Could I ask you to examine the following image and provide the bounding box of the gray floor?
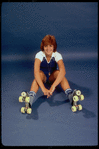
[1,59,98,146]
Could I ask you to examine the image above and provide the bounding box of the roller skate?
[69,90,84,112]
[19,91,32,114]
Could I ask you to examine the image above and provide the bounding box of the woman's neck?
[45,52,52,58]
[44,53,53,63]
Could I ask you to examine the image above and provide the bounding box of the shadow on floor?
[26,94,69,120]
[82,108,96,118]
[68,80,92,98]
[26,81,95,120]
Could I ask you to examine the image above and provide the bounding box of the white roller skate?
[69,90,84,112]
[19,91,32,114]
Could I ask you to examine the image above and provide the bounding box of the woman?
[19,35,84,114]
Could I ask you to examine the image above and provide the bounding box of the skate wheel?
[73,95,79,102]
[19,96,23,102]
[21,107,26,113]
[76,90,81,96]
[78,104,82,111]
[27,108,32,114]
[21,92,27,97]
[80,95,84,101]
[71,106,77,112]
[25,97,30,103]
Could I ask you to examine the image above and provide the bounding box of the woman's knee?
[49,70,60,82]
[53,70,60,78]
[39,71,47,83]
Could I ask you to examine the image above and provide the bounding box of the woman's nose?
[47,45,50,49]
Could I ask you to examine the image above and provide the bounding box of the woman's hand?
[42,86,55,98]
[49,85,56,96]
[42,87,51,98]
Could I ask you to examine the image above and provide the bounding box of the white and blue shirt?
[35,51,63,77]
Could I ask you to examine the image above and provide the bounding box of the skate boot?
[68,89,84,112]
[19,91,32,114]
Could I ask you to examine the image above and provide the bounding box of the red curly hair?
[40,35,57,52]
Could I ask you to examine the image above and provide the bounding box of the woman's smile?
[44,44,54,56]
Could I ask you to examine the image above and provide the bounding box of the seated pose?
[19,35,84,114]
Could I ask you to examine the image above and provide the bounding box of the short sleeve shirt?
[35,51,63,76]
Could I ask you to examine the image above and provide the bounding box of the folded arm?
[49,59,66,96]
[34,58,50,97]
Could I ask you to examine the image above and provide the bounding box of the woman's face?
[43,44,54,56]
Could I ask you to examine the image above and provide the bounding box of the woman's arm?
[34,58,45,90]
[49,60,66,95]
[34,58,50,97]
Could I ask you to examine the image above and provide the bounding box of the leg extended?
[29,71,47,106]
[30,70,47,93]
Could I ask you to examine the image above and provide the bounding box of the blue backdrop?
[1,2,98,60]
[1,2,98,146]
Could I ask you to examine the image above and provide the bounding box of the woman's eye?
[44,45,53,48]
